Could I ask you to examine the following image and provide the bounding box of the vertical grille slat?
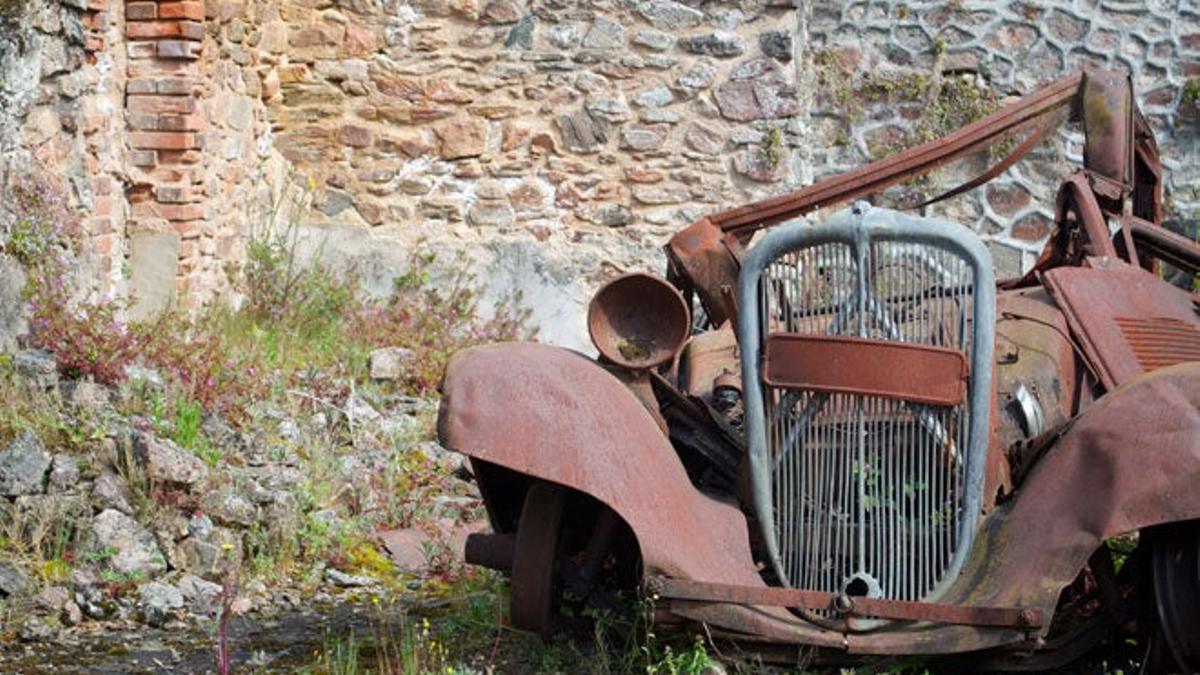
[739,206,995,610]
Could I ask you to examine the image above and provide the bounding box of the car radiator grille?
[738,206,995,609]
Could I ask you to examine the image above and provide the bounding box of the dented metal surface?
[438,67,1200,668]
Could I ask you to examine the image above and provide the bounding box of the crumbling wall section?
[0,0,128,289]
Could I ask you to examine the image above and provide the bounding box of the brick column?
[124,0,206,296]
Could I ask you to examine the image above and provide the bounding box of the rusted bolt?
[1018,608,1040,628]
[833,593,854,613]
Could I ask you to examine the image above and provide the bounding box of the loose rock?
[135,431,209,487]
[0,561,32,597]
[87,509,167,576]
[139,581,185,627]
[0,430,51,496]
[369,347,415,380]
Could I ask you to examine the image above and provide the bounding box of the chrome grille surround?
[737,204,995,613]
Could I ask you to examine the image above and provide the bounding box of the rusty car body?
[438,69,1200,671]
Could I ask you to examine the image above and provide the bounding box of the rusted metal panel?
[762,334,968,406]
[1080,70,1134,200]
[438,342,765,587]
[656,578,1042,629]
[1044,260,1200,389]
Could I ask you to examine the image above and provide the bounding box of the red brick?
[81,10,108,29]
[128,59,197,78]
[157,40,202,59]
[87,0,108,10]
[130,131,198,150]
[130,149,158,166]
[92,176,114,195]
[157,149,203,164]
[158,113,204,131]
[127,41,157,59]
[128,113,160,130]
[127,20,203,40]
[174,220,205,239]
[158,1,205,20]
[155,185,205,203]
[128,76,195,94]
[128,94,196,114]
[125,2,156,20]
[158,204,204,221]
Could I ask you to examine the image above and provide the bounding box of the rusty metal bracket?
[653,577,1044,630]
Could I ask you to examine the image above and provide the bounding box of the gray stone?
[545,23,580,49]
[678,32,746,58]
[176,573,222,615]
[319,190,354,217]
[18,615,55,642]
[13,350,57,389]
[582,16,624,50]
[685,122,725,155]
[0,561,32,597]
[579,204,633,227]
[325,568,377,587]
[556,109,608,153]
[467,199,516,228]
[91,472,134,515]
[0,430,51,496]
[87,509,167,576]
[139,581,184,627]
[47,454,80,493]
[369,347,415,380]
[632,85,673,108]
[637,0,704,30]
[640,108,680,123]
[202,489,258,528]
[632,29,672,51]
[33,586,70,612]
[135,431,208,487]
[734,149,789,183]
[675,59,716,95]
[187,512,214,539]
[128,232,181,321]
[759,30,791,61]
[619,124,670,151]
[62,380,112,414]
[585,94,631,123]
[714,65,800,121]
[505,14,535,50]
[0,254,26,353]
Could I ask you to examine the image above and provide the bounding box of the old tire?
[1143,520,1200,674]
[510,481,566,639]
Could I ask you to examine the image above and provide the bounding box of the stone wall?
[1,0,1197,348]
[804,0,1200,278]
[0,0,127,290]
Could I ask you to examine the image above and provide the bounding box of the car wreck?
[437,68,1200,672]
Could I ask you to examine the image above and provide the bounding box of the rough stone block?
[128,232,181,320]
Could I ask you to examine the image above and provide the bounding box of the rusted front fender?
[944,360,1200,614]
[437,342,764,587]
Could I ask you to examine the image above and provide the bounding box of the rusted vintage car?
[438,69,1200,672]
